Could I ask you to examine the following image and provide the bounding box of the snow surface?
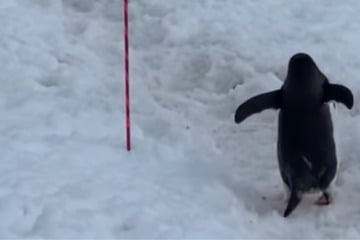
[1,0,360,238]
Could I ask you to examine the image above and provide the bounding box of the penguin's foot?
[315,192,332,205]
[274,191,289,203]
[277,184,291,202]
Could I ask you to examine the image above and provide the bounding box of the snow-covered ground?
[1,0,360,238]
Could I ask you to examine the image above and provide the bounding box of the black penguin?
[234,53,354,217]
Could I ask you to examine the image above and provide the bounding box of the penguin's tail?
[283,190,302,218]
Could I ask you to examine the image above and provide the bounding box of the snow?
[1,0,360,238]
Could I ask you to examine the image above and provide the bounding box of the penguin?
[234,52,354,217]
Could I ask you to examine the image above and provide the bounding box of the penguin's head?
[283,52,325,103]
[286,52,320,81]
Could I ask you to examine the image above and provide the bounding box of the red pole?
[124,0,131,151]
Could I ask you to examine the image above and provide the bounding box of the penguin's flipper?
[234,89,282,124]
[283,190,302,218]
[323,83,354,109]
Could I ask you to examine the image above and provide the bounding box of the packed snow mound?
[1,0,360,238]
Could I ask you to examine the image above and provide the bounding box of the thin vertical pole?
[123,0,131,151]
